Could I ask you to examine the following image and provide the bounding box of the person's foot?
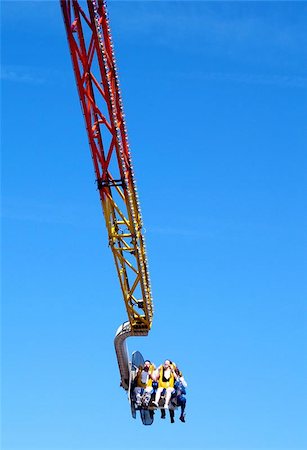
[171,417,175,423]
[179,414,185,423]
[161,410,166,419]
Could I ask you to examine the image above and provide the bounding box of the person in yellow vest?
[133,360,156,407]
[152,359,177,409]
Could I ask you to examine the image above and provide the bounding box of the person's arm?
[180,376,187,388]
[172,368,179,381]
[152,365,161,381]
[149,364,156,380]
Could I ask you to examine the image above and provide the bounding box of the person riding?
[152,359,176,409]
[171,367,187,422]
[133,360,156,407]
[160,366,187,423]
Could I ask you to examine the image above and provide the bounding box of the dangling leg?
[153,387,163,407]
[164,387,174,408]
[134,387,143,407]
[143,386,153,406]
[178,395,186,422]
[169,408,175,423]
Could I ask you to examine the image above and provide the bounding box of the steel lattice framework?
[61,0,153,333]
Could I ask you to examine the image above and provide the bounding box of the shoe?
[136,394,142,407]
[144,396,150,406]
[179,414,185,423]
[161,411,166,419]
[171,417,175,423]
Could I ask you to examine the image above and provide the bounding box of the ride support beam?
[60,0,153,332]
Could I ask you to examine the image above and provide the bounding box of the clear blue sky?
[2,1,306,449]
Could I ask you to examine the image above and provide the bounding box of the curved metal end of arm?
[114,322,148,391]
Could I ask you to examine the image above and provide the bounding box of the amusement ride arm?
[60,0,153,390]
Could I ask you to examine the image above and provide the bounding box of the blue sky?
[2,1,307,449]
